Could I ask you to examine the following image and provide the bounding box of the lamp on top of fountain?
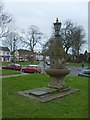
[53,18,61,36]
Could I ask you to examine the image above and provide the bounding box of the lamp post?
[13,38,16,64]
[42,46,46,74]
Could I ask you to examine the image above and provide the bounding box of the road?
[39,61,83,76]
[67,66,82,76]
[0,62,84,78]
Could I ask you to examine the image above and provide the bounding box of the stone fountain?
[46,18,70,90]
[18,18,79,102]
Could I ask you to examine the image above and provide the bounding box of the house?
[0,47,49,62]
[0,47,12,62]
[15,49,36,61]
[15,49,45,62]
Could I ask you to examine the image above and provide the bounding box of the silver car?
[78,69,90,77]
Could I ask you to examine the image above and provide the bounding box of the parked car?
[2,64,21,71]
[78,69,90,77]
[22,65,42,73]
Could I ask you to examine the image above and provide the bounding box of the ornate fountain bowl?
[46,68,70,89]
[46,68,70,77]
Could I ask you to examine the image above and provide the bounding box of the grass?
[1,61,39,66]
[2,74,88,118]
[1,69,21,76]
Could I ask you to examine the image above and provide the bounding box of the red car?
[22,65,42,73]
[2,64,21,71]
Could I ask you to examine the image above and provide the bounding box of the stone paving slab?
[17,87,79,103]
[28,87,57,96]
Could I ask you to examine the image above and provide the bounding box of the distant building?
[0,47,47,62]
[15,49,36,61]
[0,47,12,62]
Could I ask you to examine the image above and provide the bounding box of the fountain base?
[48,76,69,89]
[17,87,79,103]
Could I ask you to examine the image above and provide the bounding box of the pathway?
[0,73,29,79]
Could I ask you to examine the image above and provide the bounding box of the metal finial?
[56,18,59,23]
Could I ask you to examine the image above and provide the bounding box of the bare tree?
[0,2,13,39]
[61,20,86,54]
[20,25,44,52]
[71,25,86,55]
[2,31,21,52]
[60,20,74,54]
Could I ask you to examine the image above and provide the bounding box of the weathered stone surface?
[46,68,70,89]
[28,87,57,96]
[46,68,70,77]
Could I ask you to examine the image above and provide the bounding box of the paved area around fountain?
[17,87,79,103]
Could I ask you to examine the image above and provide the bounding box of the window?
[7,52,10,55]
[83,70,90,75]
[3,51,5,55]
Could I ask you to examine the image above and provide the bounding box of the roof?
[17,49,35,54]
[0,47,10,51]
[28,65,38,66]
[28,65,38,68]
[18,49,30,52]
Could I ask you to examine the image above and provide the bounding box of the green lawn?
[1,69,21,76]
[1,61,39,66]
[2,74,88,118]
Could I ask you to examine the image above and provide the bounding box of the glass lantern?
[53,18,61,36]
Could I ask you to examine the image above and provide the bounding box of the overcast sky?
[3,0,89,52]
